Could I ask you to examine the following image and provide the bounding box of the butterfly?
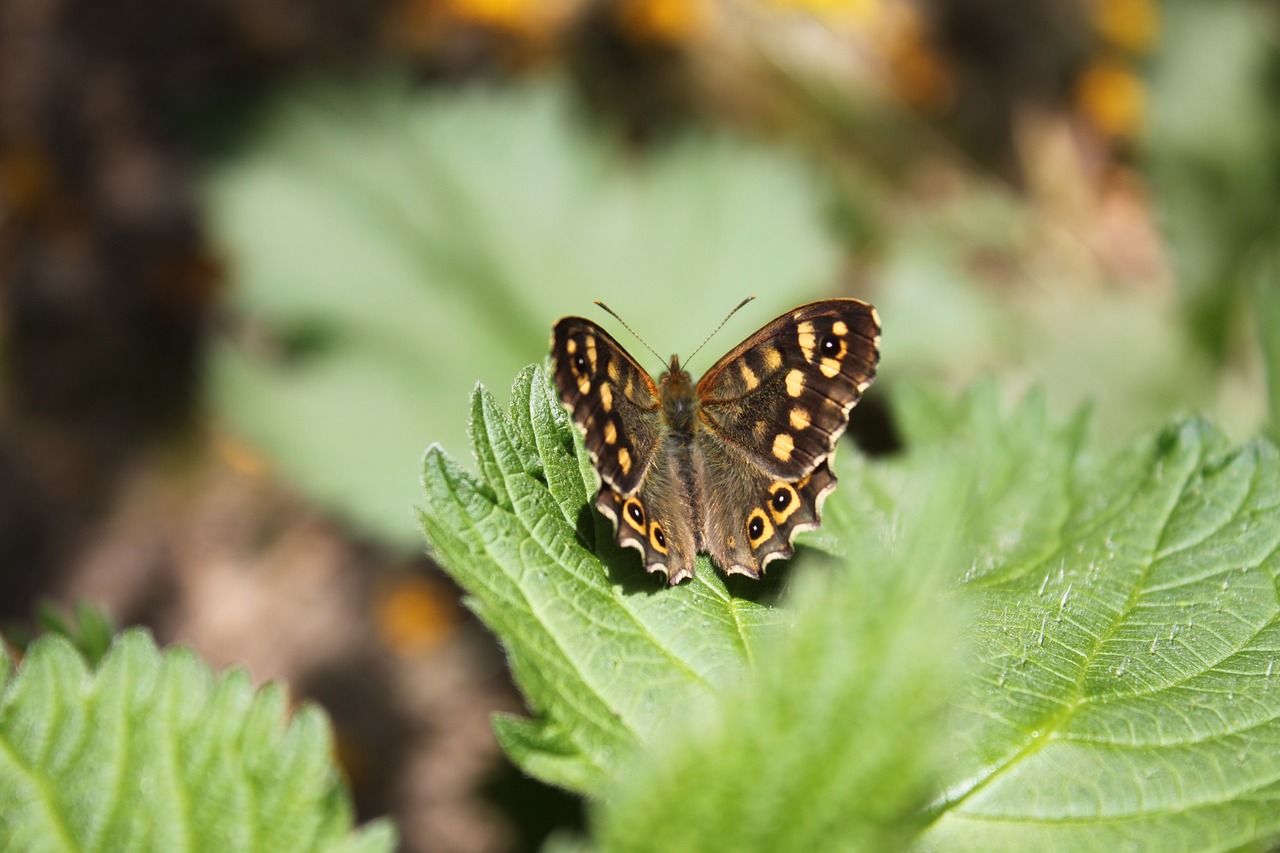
[550,298,880,585]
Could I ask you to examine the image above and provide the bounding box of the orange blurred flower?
[617,0,709,44]
[1076,58,1145,138]
[374,573,457,657]
[882,3,953,112]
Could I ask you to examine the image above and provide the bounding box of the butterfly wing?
[552,317,664,495]
[698,450,837,578]
[551,317,698,583]
[694,298,879,577]
[695,298,880,480]
[594,448,700,584]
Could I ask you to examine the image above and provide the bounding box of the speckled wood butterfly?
[551,298,880,585]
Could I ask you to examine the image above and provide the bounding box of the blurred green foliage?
[1145,0,1280,362]
[205,79,839,548]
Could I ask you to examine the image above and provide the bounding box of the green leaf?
[912,414,1280,850]
[0,629,394,852]
[1144,0,1280,359]
[206,77,839,549]
[30,601,115,667]
[1253,259,1280,447]
[419,365,787,792]
[424,363,1280,850]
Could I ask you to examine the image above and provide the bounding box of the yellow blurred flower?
[442,0,554,32]
[1076,58,1145,138]
[767,0,878,23]
[1089,0,1159,54]
[617,0,708,44]
[213,429,269,478]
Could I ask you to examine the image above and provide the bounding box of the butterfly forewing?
[696,299,880,481]
[551,317,663,495]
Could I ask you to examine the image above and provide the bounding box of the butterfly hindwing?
[702,458,837,578]
[696,299,879,480]
[551,317,663,495]
[595,445,700,584]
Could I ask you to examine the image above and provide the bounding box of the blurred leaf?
[205,78,840,548]
[1144,0,1280,358]
[872,207,1249,444]
[1257,265,1280,446]
[31,600,115,667]
[0,629,394,852]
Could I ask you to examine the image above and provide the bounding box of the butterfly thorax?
[659,356,698,433]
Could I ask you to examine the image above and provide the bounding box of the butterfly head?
[659,355,697,430]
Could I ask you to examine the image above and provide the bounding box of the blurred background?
[1,0,1277,849]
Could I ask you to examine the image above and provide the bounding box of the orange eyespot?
[747,508,773,548]
[623,497,646,532]
[768,482,800,524]
[650,522,668,554]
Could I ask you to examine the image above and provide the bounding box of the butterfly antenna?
[594,301,666,364]
[685,296,756,368]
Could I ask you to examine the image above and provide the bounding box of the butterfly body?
[552,299,879,585]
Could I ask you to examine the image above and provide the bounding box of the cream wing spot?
[608,360,620,381]
[761,346,782,371]
[576,375,591,395]
[618,447,632,476]
[820,357,842,378]
[739,361,760,390]
[785,369,805,397]
[772,433,794,461]
[600,382,613,412]
[604,421,618,444]
[566,338,577,354]
[797,321,816,360]
[585,335,598,371]
[831,320,848,336]
[789,407,811,430]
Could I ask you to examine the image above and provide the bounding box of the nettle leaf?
[0,629,393,853]
[422,367,1280,850]
[419,365,789,792]
[902,395,1280,851]
[594,468,972,853]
